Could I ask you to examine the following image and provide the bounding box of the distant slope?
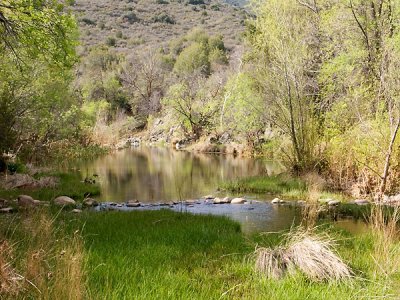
[71,0,247,53]
[223,0,247,7]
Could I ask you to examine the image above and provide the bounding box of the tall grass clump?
[301,173,326,228]
[370,205,400,278]
[0,209,86,299]
[255,229,352,282]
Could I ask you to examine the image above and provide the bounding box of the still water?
[82,147,367,234]
[81,146,284,202]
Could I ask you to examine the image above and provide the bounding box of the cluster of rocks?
[0,195,99,214]
[270,197,371,207]
[101,195,250,211]
[212,197,246,204]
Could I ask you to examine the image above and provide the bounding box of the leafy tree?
[0,0,79,162]
[0,0,77,66]
[247,0,321,171]
[222,73,265,143]
[162,73,221,138]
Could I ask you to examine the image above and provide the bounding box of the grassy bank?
[0,172,100,202]
[1,209,399,299]
[221,175,349,201]
[73,211,398,299]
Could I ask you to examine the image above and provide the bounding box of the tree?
[0,0,80,162]
[162,72,221,138]
[247,0,322,171]
[122,50,165,120]
[0,0,77,66]
[222,73,266,146]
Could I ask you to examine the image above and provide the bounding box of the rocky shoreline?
[1,193,393,216]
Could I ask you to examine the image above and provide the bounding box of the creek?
[80,146,368,234]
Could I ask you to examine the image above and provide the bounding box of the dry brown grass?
[0,210,86,299]
[255,229,352,282]
[301,173,326,228]
[370,205,400,278]
[0,241,23,296]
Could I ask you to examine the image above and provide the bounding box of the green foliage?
[162,77,220,137]
[106,36,116,47]
[152,13,175,24]
[174,42,210,75]
[222,73,265,134]
[0,0,78,67]
[222,175,307,196]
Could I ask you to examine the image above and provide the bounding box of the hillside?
[71,0,247,54]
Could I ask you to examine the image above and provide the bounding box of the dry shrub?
[301,173,326,228]
[370,205,400,277]
[0,210,86,299]
[286,231,352,281]
[0,241,23,296]
[255,229,352,281]
[254,247,290,279]
[52,232,86,300]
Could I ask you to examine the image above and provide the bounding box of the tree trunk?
[378,117,400,200]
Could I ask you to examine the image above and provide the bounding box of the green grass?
[0,172,100,202]
[221,175,351,202]
[1,209,399,299]
[58,210,398,299]
[221,175,307,197]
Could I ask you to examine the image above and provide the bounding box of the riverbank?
[1,209,399,299]
[221,175,353,202]
[0,172,100,203]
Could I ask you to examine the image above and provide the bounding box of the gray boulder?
[54,196,76,207]
[0,207,13,213]
[17,195,35,207]
[83,198,99,207]
[231,198,246,204]
[126,200,140,207]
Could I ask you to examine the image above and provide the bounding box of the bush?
[152,13,175,24]
[174,42,210,75]
[187,0,204,4]
[80,18,96,25]
[106,37,116,47]
[123,12,139,24]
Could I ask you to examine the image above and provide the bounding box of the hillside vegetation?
[71,0,247,53]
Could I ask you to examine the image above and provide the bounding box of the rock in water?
[54,196,76,207]
[222,197,231,203]
[126,200,141,207]
[231,198,245,204]
[83,198,99,207]
[17,195,35,207]
[213,197,222,204]
[271,198,281,204]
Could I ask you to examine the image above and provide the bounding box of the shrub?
[106,37,117,47]
[152,13,175,24]
[123,12,139,24]
[80,18,96,26]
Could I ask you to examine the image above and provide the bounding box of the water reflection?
[81,147,284,202]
